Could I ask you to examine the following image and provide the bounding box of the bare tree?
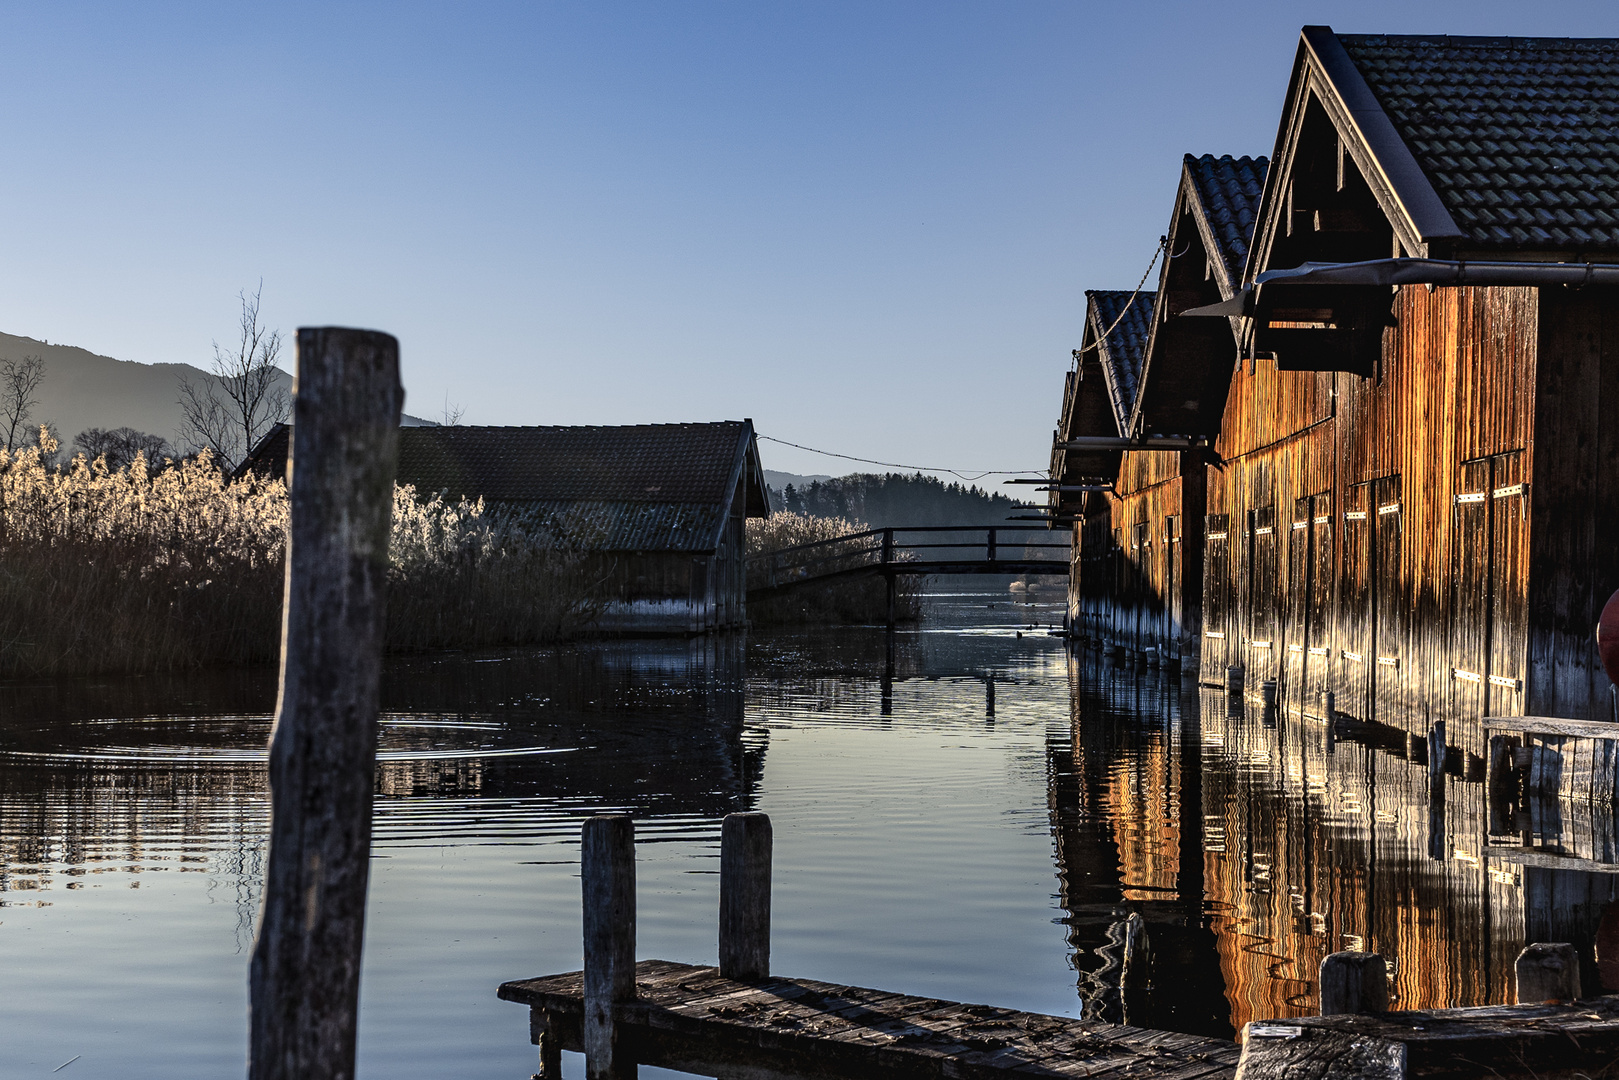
[440,392,466,426]
[178,283,289,470]
[74,427,173,470]
[1,354,46,451]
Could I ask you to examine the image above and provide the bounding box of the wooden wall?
[1069,451,1205,667]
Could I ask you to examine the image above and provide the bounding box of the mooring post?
[583,815,637,1080]
[1225,666,1243,696]
[1516,942,1581,1003]
[1319,951,1388,1015]
[248,328,402,1080]
[719,813,772,981]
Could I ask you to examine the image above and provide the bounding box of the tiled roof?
[1339,34,1619,251]
[1185,154,1268,285]
[1087,289,1156,428]
[239,421,763,553]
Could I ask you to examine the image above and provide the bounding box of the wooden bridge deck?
[499,959,1242,1080]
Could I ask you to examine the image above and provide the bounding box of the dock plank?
[499,960,1241,1079]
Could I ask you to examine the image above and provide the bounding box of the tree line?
[772,472,1029,530]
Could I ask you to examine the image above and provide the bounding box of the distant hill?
[0,331,431,453]
[771,471,1031,528]
[763,469,834,491]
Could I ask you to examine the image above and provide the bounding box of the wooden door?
[1249,505,1279,685]
[1306,494,1334,713]
[1285,496,1312,710]
[1489,452,1527,718]
[1339,482,1373,721]
[1451,459,1492,723]
[1164,515,1180,659]
[1203,514,1231,673]
[1373,476,1403,721]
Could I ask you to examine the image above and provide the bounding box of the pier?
[498,813,1619,1080]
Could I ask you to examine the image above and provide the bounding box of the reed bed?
[0,430,604,678]
[745,511,924,626]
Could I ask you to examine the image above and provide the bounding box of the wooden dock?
[500,814,1619,1080]
[499,959,1241,1080]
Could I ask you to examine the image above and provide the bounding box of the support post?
[719,813,772,981]
[531,1008,562,1080]
[583,815,637,1080]
[248,328,402,1080]
[885,573,896,631]
[1319,951,1388,1015]
[1516,942,1581,1003]
[987,528,996,563]
[1225,666,1243,696]
[1121,913,1151,989]
[985,678,996,718]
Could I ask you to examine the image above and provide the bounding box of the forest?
[771,471,1029,529]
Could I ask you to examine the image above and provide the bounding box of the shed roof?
[240,421,769,554]
[1338,33,1619,252]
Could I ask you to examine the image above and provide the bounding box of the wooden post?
[1319,951,1388,1015]
[1516,942,1581,1003]
[1428,721,1446,780]
[583,815,637,1080]
[987,528,997,563]
[1225,666,1243,696]
[986,678,996,717]
[531,1008,562,1080]
[719,813,772,981]
[248,328,402,1080]
[1261,679,1278,707]
[885,573,896,631]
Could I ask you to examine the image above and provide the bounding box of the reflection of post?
[249,328,402,1080]
[1318,951,1388,1015]
[986,677,996,718]
[881,636,894,717]
[1516,942,1580,1003]
[583,815,637,1080]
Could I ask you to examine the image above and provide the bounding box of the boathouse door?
[1203,514,1231,674]
[1339,482,1374,721]
[1248,505,1279,687]
[1286,493,1334,715]
[1451,451,1527,738]
[1373,477,1403,721]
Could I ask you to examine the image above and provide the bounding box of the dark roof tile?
[1184,154,1269,283]
[1339,34,1619,251]
[1087,289,1156,428]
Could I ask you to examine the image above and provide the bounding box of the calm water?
[2,586,1614,1078]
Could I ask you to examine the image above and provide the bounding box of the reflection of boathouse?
[243,421,770,634]
[1057,28,1619,751]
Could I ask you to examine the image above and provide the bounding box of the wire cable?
[756,434,1043,483]
[1071,235,1169,369]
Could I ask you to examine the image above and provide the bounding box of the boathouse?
[1058,28,1619,758]
[241,420,770,634]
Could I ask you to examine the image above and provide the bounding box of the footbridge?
[746,525,1071,606]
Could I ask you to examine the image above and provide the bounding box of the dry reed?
[745,511,924,625]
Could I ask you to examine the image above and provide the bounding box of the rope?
[756,434,1043,483]
[1071,236,1169,370]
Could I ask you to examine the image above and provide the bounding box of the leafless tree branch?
[1,354,47,452]
[177,282,290,471]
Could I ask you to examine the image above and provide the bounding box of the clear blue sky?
[1,1,1615,481]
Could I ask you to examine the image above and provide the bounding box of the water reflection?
[4,587,1614,1079]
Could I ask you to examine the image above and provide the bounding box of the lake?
[1,584,1613,1077]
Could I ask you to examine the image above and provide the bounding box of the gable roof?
[1088,289,1156,434]
[240,421,769,553]
[1250,27,1619,271]
[1127,154,1267,440]
[1186,154,1270,294]
[1340,33,1619,252]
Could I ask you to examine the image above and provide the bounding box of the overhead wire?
[756,434,1043,483]
[1070,235,1171,371]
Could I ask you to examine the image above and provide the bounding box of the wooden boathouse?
[1057,28,1619,759]
[241,420,770,634]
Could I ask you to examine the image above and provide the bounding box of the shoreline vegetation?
[0,429,605,678]
[745,511,924,626]
[0,431,926,678]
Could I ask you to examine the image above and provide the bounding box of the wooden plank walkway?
[498,959,1243,1080]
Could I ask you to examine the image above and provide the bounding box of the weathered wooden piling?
[1516,942,1580,1003]
[1319,951,1388,1015]
[719,813,771,982]
[248,328,402,1080]
[583,815,637,1079]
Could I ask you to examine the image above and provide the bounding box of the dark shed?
[242,421,770,633]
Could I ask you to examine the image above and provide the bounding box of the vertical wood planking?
[583,815,637,1080]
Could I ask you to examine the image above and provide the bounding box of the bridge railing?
[746,525,1071,592]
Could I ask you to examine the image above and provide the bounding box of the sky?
[0,2,1616,484]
